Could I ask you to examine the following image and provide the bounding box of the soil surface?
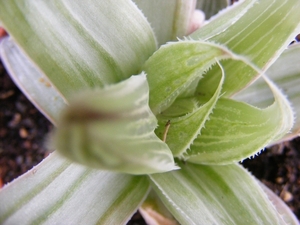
[1,57,300,224]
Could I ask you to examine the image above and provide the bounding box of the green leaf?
[133,0,196,46]
[54,74,178,174]
[0,0,157,98]
[150,162,288,225]
[234,43,300,142]
[0,153,150,225]
[191,0,300,96]
[0,37,66,125]
[185,76,294,164]
[192,0,256,41]
[155,62,224,157]
[196,0,229,19]
[143,40,242,115]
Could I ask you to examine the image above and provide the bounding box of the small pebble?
[0,90,14,99]
[8,113,21,127]
[19,127,29,138]
[282,190,293,202]
[276,177,284,184]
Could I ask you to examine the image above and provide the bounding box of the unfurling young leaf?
[54,74,178,175]
[154,61,225,157]
[234,43,300,143]
[143,40,240,115]
[184,76,294,165]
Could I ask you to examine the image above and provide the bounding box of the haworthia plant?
[0,0,300,224]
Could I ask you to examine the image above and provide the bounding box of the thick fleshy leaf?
[0,153,150,225]
[190,0,300,96]
[192,0,256,41]
[0,37,66,125]
[155,62,224,157]
[142,40,243,115]
[234,43,300,142]
[54,74,178,174]
[150,162,289,225]
[185,76,294,164]
[133,0,196,46]
[196,0,229,19]
[0,0,157,98]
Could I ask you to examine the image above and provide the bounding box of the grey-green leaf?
[155,62,224,157]
[133,0,196,46]
[191,0,300,96]
[234,43,300,143]
[185,76,294,164]
[143,40,239,115]
[192,0,256,41]
[150,162,288,225]
[0,37,66,125]
[54,74,178,174]
[0,0,157,98]
[0,153,150,225]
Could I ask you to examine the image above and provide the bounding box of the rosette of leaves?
[0,0,300,224]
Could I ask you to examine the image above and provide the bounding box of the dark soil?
[243,140,300,218]
[1,58,299,223]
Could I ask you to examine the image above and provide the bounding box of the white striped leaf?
[154,62,224,157]
[192,0,256,41]
[0,37,66,125]
[185,76,294,164]
[150,162,290,225]
[132,0,196,46]
[54,74,178,174]
[0,153,150,225]
[0,0,298,224]
[190,0,300,96]
[142,38,293,163]
[0,0,157,99]
[143,40,242,115]
[234,43,300,143]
